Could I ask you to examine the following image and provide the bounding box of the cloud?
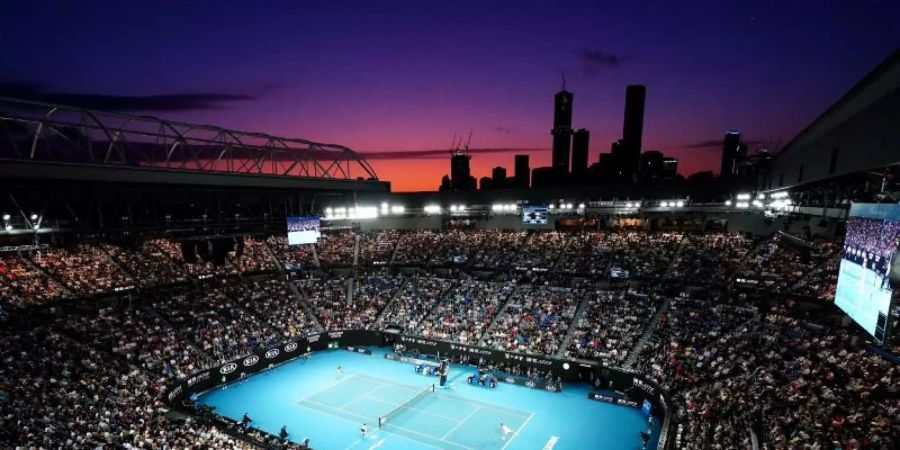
[358,147,549,160]
[494,126,512,134]
[0,80,254,111]
[580,50,633,72]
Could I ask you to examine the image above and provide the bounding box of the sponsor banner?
[284,342,299,353]
[496,372,562,393]
[588,392,639,408]
[219,362,238,375]
[186,371,211,387]
[242,355,260,367]
[167,385,183,401]
[264,348,280,360]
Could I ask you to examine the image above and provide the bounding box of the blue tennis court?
[198,348,659,450]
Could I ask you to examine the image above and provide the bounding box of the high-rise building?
[572,128,590,175]
[621,85,646,181]
[449,151,476,190]
[551,89,574,173]
[640,150,664,181]
[492,166,507,182]
[514,154,530,188]
[610,139,627,179]
[661,156,678,178]
[720,130,742,178]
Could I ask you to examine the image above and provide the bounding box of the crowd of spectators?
[0,318,265,449]
[844,216,900,261]
[151,279,288,363]
[636,299,899,449]
[513,231,569,269]
[316,231,356,266]
[357,230,399,266]
[429,229,484,266]
[232,236,279,273]
[100,242,188,287]
[566,290,662,366]
[482,284,583,356]
[471,230,526,269]
[267,235,317,270]
[151,238,238,278]
[393,230,442,265]
[33,245,135,296]
[2,227,899,449]
[378,276,453,331]
[416,280,514,344]
[0,252,66,307]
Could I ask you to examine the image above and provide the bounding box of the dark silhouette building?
[609,139,627,180]
[662,156,678,179]
[551,89,574,174]
[514,154,530,188]
[531,166,558,188]
[446,151,476,191]
[492,166,507,183]
[621,85,646,182]
[720,130,742,178]
[640,150,679,183]
[572,128,590,176]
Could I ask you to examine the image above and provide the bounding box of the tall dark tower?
[572,128,590,175]
[450,151,475,190]
[622,85,646,181]
[514,154,530,188]
[720,130,742,178]
[551,89,574,173]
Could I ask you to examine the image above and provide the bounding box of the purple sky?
[2,0,898,191]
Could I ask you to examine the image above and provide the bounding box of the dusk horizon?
[2,0,898,191]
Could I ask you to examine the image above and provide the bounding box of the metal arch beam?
[0,96,380,181]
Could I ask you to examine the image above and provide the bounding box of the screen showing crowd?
[834,203,900,343]
[522,205,548,225]
[286,216,321,245]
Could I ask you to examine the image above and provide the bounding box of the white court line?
[433,391,533,419]
[295,400,445,450]
[500,412,534,450]
[361,395,462,423]
[296,372,360,404]
[441,405,481,439]
[338,383,387,410]
[381,422,476,450]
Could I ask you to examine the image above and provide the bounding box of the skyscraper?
[720,130,742,178]
[492,166,507,185]
[449,151,476,190]
[572,128,590,175]
[551,89,574,173]
[622,85,646,181]
[514,154,530,188]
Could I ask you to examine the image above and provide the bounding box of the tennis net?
[378,383,435,428]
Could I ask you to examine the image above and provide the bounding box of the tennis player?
[360,422,368,437]
[336,364,343,379]
[500,422,512,440]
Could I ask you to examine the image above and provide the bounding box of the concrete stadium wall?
[767,53,900,189]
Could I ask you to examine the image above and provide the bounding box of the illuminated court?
[198,348,660,450]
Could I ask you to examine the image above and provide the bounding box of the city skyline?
[2,1,899,191]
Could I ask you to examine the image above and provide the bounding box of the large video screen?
[523,205,548,225]
[286,216,321,245]
[834,203,900,343]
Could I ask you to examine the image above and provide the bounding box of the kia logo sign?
[243,355,259,367]
[525,380,536,388]
[219,363,238,375]
[265,349,280,359]
[284,342,298,352]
